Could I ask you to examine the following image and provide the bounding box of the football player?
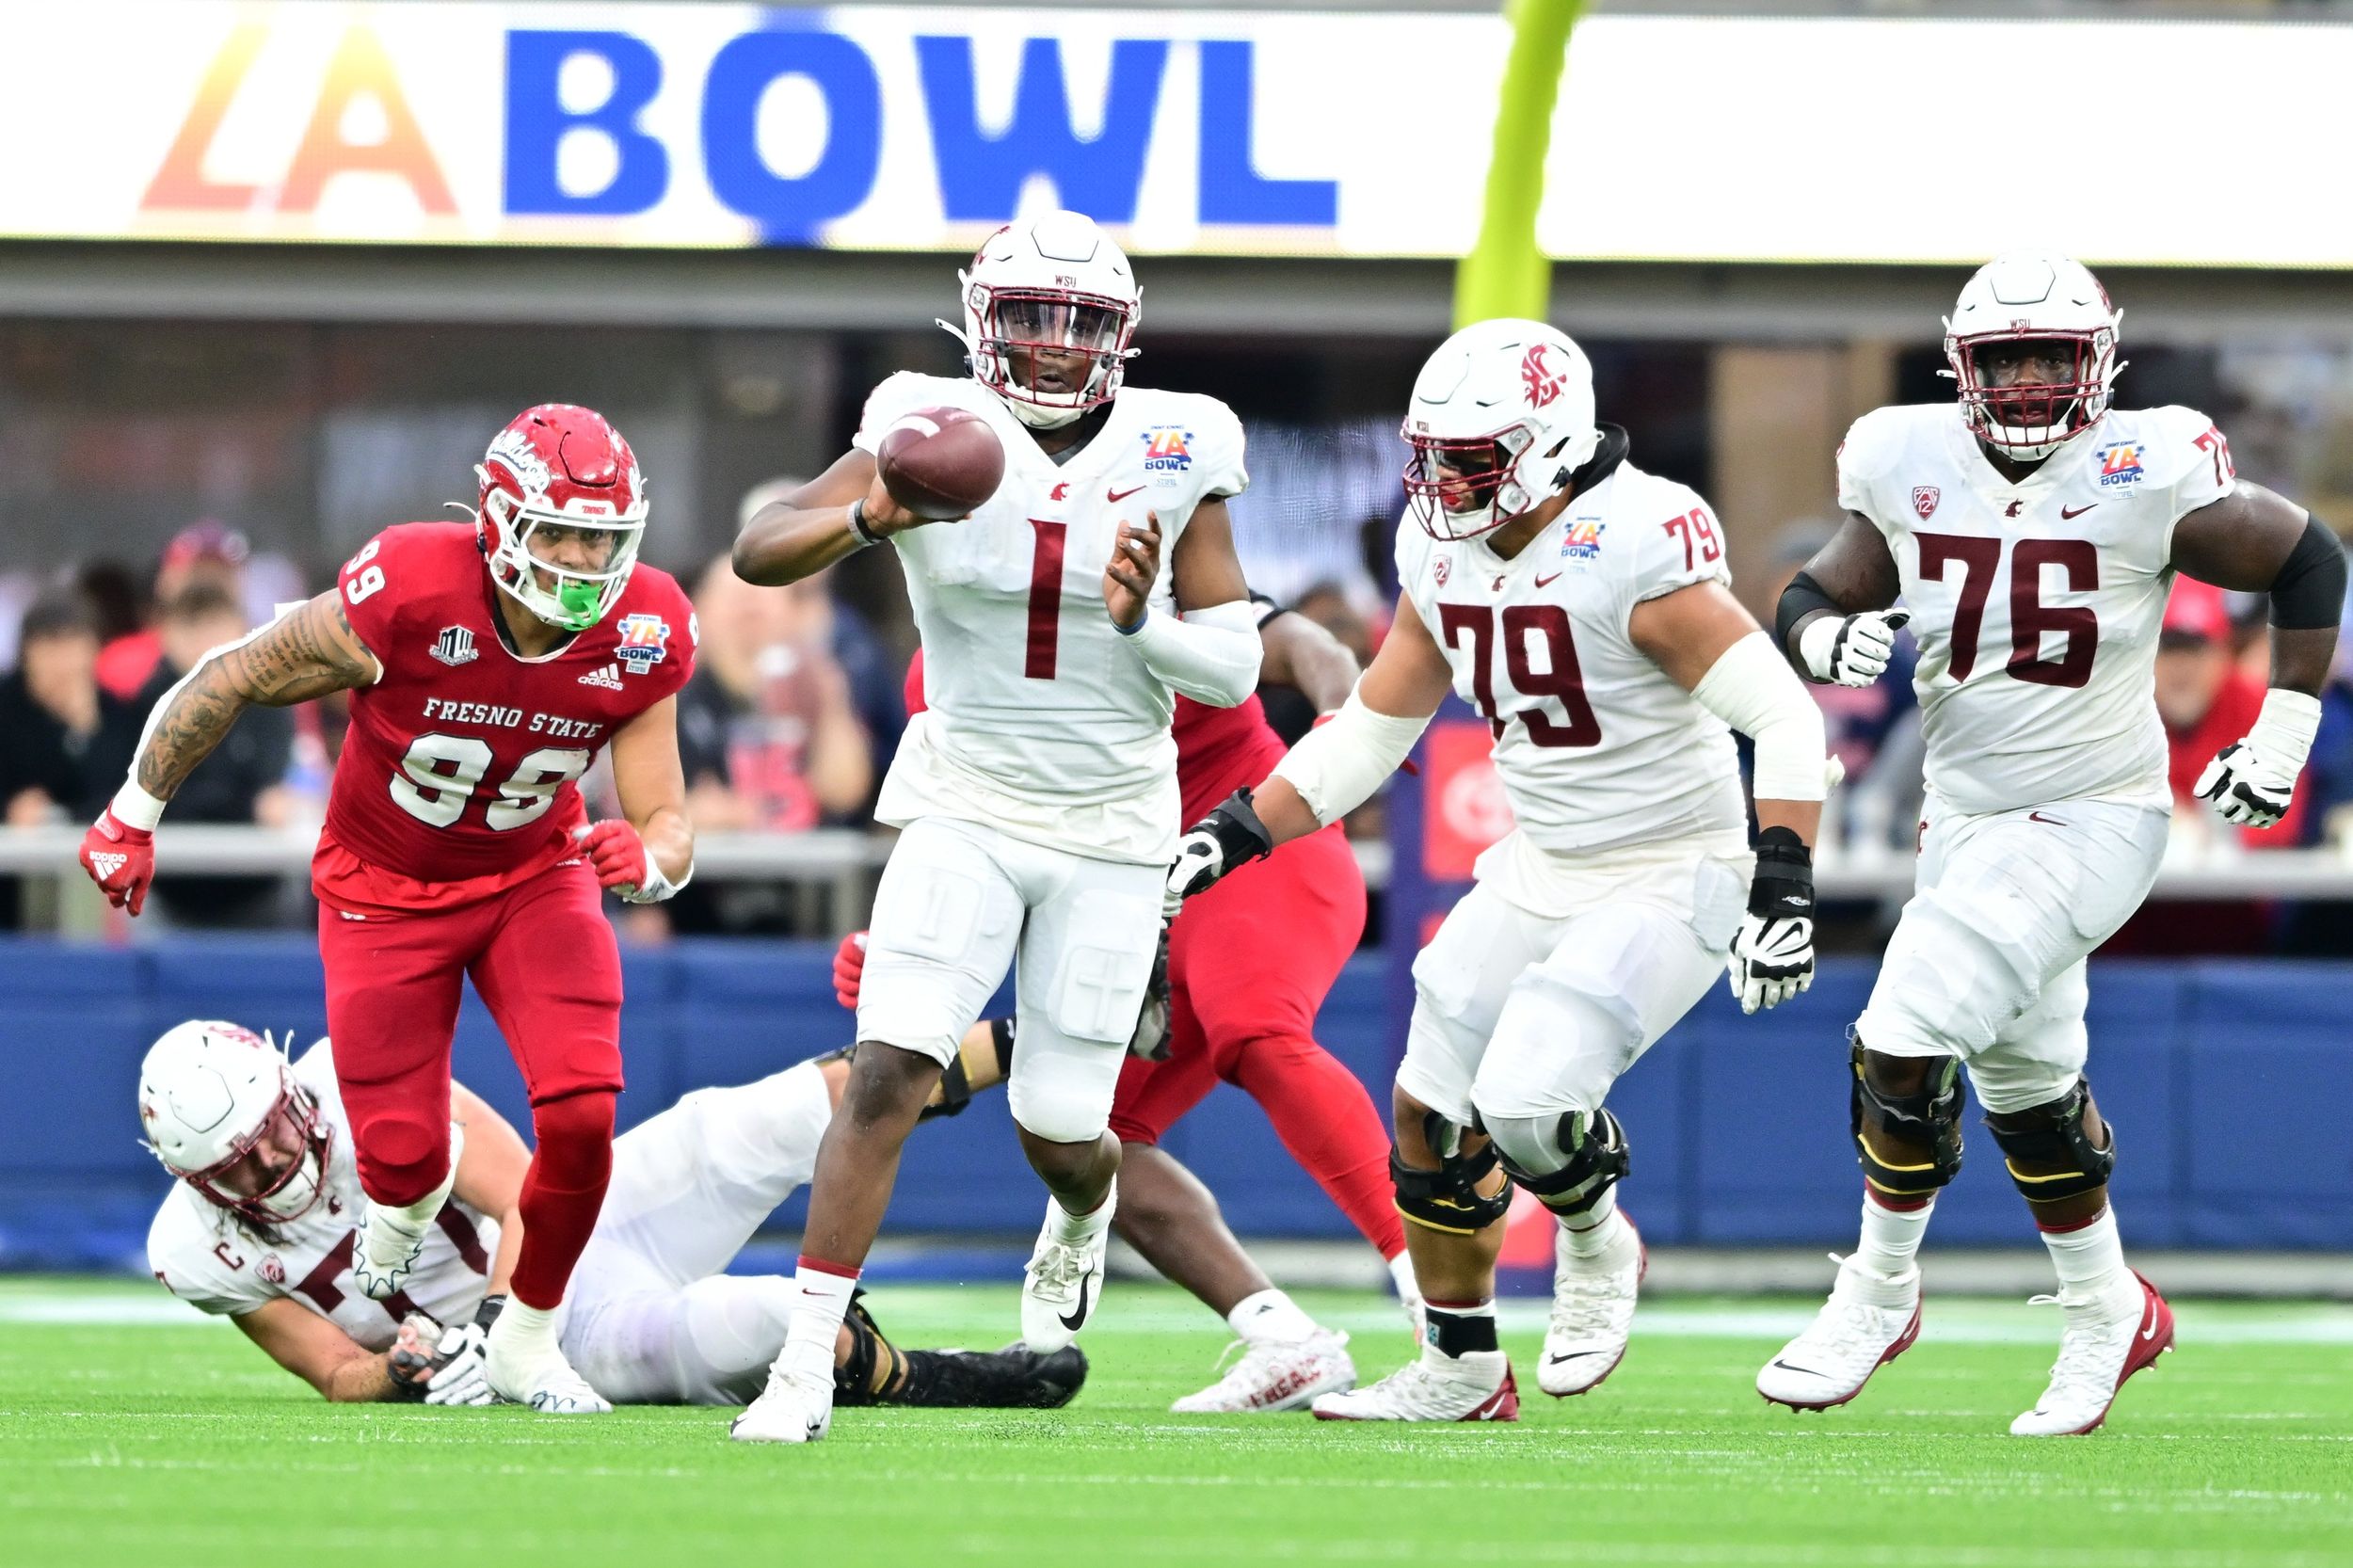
[1167,319,1833,1420]
[832,600,1415,1414]
[81,406,698,1413]
[729,211,1260,1443]
[1759,253,2343,1435]
[140,1020,1085,1411]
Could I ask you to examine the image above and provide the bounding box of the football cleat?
[1019,1189,1114,1352]
[731,1369,834,1444]
[352,1124,463,1301]
[484,1296,610,1415]
[1756,1253,1923,1412]
[1310,1350,1518,1423]
[2009,1270,2174,1437]
[1538,1213,1646,1398]
[1172,1329,1355,1415]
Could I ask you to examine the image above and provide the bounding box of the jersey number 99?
[389,734,594,830]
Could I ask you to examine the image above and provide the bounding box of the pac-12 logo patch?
[1433,555,1451,587]
[1912,486,1941,520]
[431,626,478,666]
[615,613,670,672]
[1141,426,1194,472]
[257,1255,286,1287]
[2095,441,2146,488]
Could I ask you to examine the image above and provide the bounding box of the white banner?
[0,3,2345,265]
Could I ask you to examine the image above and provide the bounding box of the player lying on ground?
[728,212,1259,1444]
[839,598,1416,1415]
[1762,253,2344,1436]
[1169,320,1833,1422]
[84,406,698,1414]
[140,1019,1086,1410]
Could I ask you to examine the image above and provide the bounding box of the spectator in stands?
[134,582,296,926]
[96,522,248,701]
[0,592,139,825]
[2157,576,2305,848]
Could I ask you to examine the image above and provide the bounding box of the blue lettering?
[701,28,882,247]
[1196,40,1336,227]
[504,31,669,216]
[917,37,1169,224]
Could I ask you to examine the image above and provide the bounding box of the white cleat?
[1019,1190,1113,1353]
[485,1301,610,1414]
[1172,1329,1356,1414]
[1757,1253,1923,1412]
[2009,1271,2175,1437]
[731,1369,834,1444]
[1539,1213,1645,1398]
[1310,1349,1519,1423]
[353,1124,463,1302]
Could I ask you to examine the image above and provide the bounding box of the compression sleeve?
[1773,568,1845,667]
[1269,683,1433,827]
[1124,599,1261,707]
[2269,515,2347,631]
[1690,631,1833,803]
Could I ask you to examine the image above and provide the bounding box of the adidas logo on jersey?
[578,664,624,690]
[89,852,126,879]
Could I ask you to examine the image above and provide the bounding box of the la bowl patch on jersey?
[1141,426,1194,472]
[615,613,670,672]
[2096,441,2146,488]
[1561,517,1606,560]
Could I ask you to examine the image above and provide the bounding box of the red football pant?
[318,857,625,1310]
[1110,824,1402,1260]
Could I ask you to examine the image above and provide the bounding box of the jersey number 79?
[1436,603,1603,747]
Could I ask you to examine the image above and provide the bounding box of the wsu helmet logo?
[1521,344,1567,409]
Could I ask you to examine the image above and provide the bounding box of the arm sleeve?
[1128,600,1261,708]
[1689,632,1832,803]
[1269,683,1433,826]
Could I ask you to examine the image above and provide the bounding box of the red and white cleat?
[1172,1329,1355,1414]
[1539,1212,1645,1398]
[2009,1270,2174,1437]
[1756,1254,1923,1412]
[1311,1350,1518,1423]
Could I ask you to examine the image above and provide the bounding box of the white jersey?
[146,1042,498,1348]
[1395,440,1748,874]
[856,374,1249,864]
[1839,403,2236,815]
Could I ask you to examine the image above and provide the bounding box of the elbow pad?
[1127,599,1261,707]
[1270,684,1432,826]
[1691,632,1833,803]
[2268,516,2347,631]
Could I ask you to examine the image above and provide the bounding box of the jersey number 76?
[1915,534,2098,688]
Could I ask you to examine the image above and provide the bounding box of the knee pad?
[1485,1107,1630,1219]
[1850,1042,1963,1201]
[530,1091,617,1187]
[354,1112,448,1207]
[1390,1115,1510,1235]
[1007,1076,1109,1146]
[1983,1078,2115,1205]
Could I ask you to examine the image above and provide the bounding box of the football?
[875,406,1005,521]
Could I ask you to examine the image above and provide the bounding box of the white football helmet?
[1944,252,2123,462]
[941,211,1140,428]
[1401,318,1600,541]
[138,1020,330,1228]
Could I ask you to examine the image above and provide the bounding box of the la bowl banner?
[2,4,2350,264]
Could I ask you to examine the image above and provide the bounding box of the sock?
[1387,1251,1420,1306]
[1228,1288,1319,1346]
[779,1256,860,1389]
[492,1298,561,1366]
[1048,1177,1117,1242]
[509,1092,616,1309]
[1560,1194,1631,1260]
[1421,1299,1498,1359]
[1855,1189,1934,1280]
[2041,1206,2133,1304]
[1228,1032,1404,1259]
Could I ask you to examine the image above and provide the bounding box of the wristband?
[846,499,884,549]
[110,779,167,832]
[1113,606,1147,636]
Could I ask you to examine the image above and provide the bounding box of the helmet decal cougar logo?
[1522,344,1566,409]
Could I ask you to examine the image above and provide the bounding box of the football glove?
[833,931,868,1010]
[2196,690,2321,830]
[577,819,682,903]
[1128,925,1173,1061]
[1725,826,1816,1016]
[386,1299,498,1407]
[79,807,155,917]
[1162,789,1275,920]
[1797,609,1909,687]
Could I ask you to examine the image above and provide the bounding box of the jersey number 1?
[1915,534,2098,688]
[1436,603,1602,747]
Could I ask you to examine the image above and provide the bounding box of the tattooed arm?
[132,591,381,802]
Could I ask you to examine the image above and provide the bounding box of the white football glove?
[386,1308,494,1406]
[1725,827,1816,1016]
[1798,609,1909,687]
[2195,689,2322,830]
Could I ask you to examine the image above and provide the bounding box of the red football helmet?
[476,405,648,632]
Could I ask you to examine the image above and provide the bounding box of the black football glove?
[1724,826,1816,1016]
[1128,924,1173,1061]
[1161,789,1274,920]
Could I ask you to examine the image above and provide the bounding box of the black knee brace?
[1390,1121,1510,1235]
[1496,1109,1630,1219]
[1984,1079,2115,1205]
[1850,1043,1964,1201]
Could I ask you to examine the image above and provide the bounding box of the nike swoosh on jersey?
[1107,486,1146,503]
[1534,572,1562,588]
[2060,504,2098,519]
[2028,811,2068,826]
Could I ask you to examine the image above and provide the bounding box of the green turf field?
[4,1276,2349,1568]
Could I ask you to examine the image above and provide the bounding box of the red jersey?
[904,648,1285,825]
[316,521,695,913]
